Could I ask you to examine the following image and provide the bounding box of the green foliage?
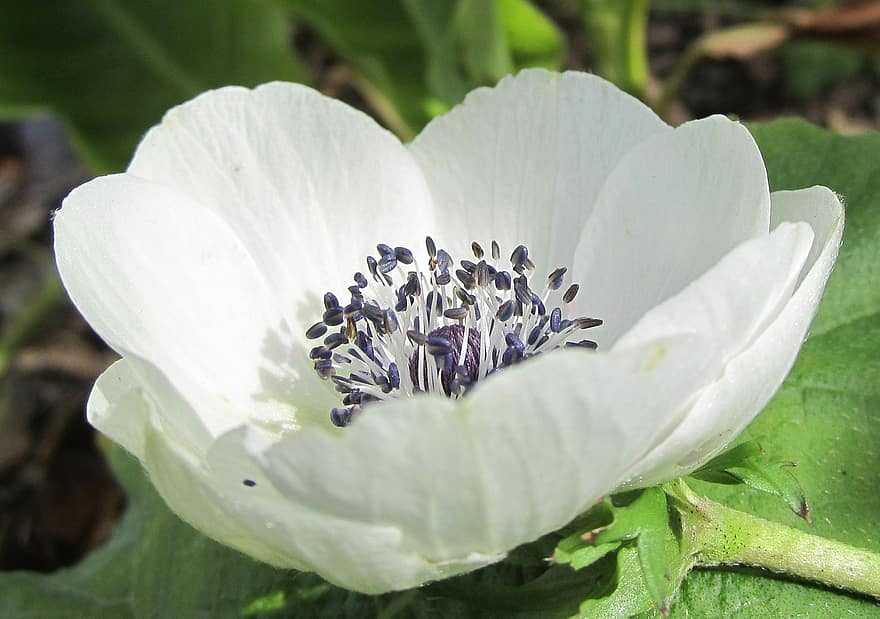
[781,41,865,102]
[285,0,563,137]
[0,0,306,172]
[0,0,562,161]
[582,0,650,99]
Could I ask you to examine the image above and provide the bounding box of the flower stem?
[671,482,880,600]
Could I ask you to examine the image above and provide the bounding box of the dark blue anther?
[405,272,420,296]
[476,261,491,287]
[566,339,598,350]
[323,292,339,310]
[407,329,427,345]
[444,307,468,320]
[426,236,437,258]
[305,322,327,339]
[456,269,475,289]
[366,255,379,279]
[377,243,394,256]
[436,249,452,271]
[388,363,400,389]
[511,244,529,273]
[363,302,384,323]
[395,247,414,264]
[353,272,368,288]
[460,260,477,273]
[426,336,453,356]
[496,299,515,321]
[502,346,524,366]
[435,270,451,285]
[427,291,443,312]
[324,332,348,349]
[505,332,525,355]
[514,278,532,305]
[355,332,376,360]
[527,325,542,346]
[548,267,567,290]
[309,345,332,360]
[378,253,398,274]
[550,307,563,333]
[330,406,356,427]
[323,307,344,326]
[494,271,512,290]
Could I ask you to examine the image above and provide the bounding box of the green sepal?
[689,441,810,521]
[554,488,683,613]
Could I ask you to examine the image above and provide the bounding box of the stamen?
[306,237,603,426]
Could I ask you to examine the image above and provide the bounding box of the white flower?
[54,69,842,593]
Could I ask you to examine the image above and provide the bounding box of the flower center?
[305,238,602,427]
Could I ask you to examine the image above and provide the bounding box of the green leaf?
[0,0,306,173]
[691,441,810,521]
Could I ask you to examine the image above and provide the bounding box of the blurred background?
[0,0,878,575]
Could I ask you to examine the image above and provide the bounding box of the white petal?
[615,222,815,362]
[87,358,149,459]
[253,334,721,585]
[623,187,843,487]
[573,115,772,346]
[129,82,435,317]
[89,357,496,593]
[409,69,668,267]
[55,174,334,445]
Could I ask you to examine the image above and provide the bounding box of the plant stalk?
[672,483,880,600]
